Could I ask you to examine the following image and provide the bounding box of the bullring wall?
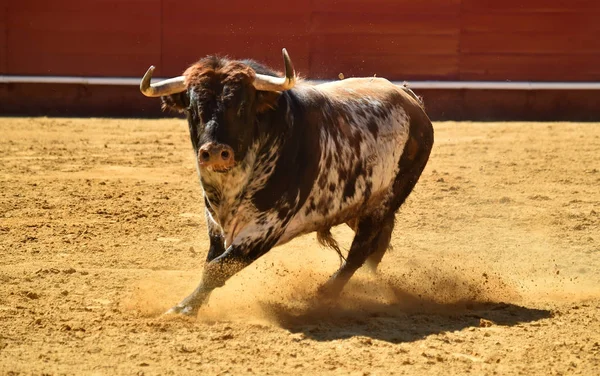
[1,0,599,119]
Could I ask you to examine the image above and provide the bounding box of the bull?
[140,49,434,315]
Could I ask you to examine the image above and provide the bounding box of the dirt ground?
[0,117,599,375]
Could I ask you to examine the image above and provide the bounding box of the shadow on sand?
[259,286,552,344]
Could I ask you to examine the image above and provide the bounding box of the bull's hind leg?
[319,213,394,298]
[364,114,433,275]
[320,114,433,297]
[364,216,394,273]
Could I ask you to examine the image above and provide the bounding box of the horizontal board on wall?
[7,1,162,76]
[162,0,310,14]
[312,34,458,56]
[161,38,311,77]
[311,13,459,35]
[310,53,458,80]
[460,54,600,81]
[462,0,600,13]
[9,0,157,11]
[0,5,6,73]
[313,0,461,14]
[461,32,600,55]
[160,2,311,76]
[462,12,600,33]
[459,3,600,81]
[461,11,600,54]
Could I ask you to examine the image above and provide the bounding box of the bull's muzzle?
[198,143,235,172]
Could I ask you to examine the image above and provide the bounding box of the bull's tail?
[400,82,425,109]
[317,228,346,265]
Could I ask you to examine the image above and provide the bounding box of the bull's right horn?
[252,48,296,92]
[140,66,187,97]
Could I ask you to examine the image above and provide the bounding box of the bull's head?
[140,49,296,173]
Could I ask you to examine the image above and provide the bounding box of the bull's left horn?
[140,66,186,97]
[252,48,296,92]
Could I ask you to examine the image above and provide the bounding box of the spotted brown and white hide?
[281,79,412,244]
[140,55,433,315]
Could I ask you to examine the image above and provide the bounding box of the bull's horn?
[252,48,296,92]
[140,66,186,97]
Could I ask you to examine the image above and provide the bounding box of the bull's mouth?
[204,164,234,173]
[212,167,232,173]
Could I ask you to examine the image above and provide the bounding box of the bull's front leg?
[166,228,274,316]
[165,246,250,315]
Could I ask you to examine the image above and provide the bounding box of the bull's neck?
[198,142,260,226]
[198,100,294,229]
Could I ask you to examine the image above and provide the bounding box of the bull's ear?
[161,92,190,114]
[255,90,281,114]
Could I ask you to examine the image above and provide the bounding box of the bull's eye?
[237,101,246,117]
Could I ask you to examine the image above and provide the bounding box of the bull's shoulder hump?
[317,78,425,112]
[315,77,395,93]
[313,77,405,103]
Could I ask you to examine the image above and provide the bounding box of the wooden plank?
[8,9,158,33]
[311,12,459,35]
[10,52,161,77]
[10,0,159,12]
[161,0,310,35]
[9,29,161,75]
[460,31,600,54]
[7,1,161,76]
[463,12,600,33]
[459,6,600,79]
[162,13,310,35]
[461,8,600,55]
[161,2,311,76]
[0,4,6,74]
[311,34,458,55]
[314,0,461,14]
[310,53,458,80]
[10,29,159,56]
[162,0,309,14]
[8,3,161,35]
[462,0,600,13]
[0,83,166,118]
[460,54,600,81]
[161,37,311,77]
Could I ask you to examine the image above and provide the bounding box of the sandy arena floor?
[0,117,599,375]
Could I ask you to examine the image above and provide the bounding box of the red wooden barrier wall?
[2,0,599,81]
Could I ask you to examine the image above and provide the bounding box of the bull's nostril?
[221,150,230,160]
[201,151,210,161]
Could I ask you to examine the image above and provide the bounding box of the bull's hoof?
[164,304,197,316]
[317,274,347,296]
[316,283,343,304]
